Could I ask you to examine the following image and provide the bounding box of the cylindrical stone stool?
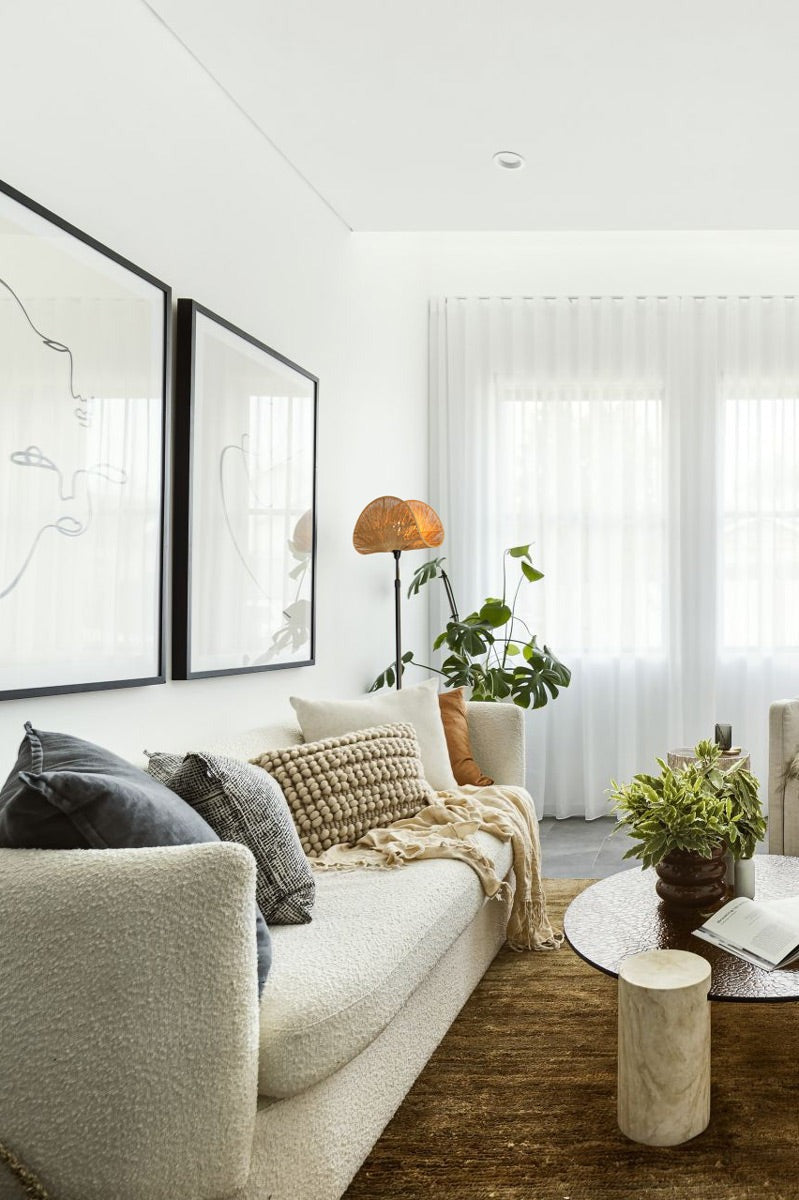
[618,949,711,1146]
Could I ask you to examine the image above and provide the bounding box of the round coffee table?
[564,856,799,1002]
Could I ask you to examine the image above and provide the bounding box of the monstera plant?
[370,543,571,710]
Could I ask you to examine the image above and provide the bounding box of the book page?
[697,896,799,966]
[758,895,799,923]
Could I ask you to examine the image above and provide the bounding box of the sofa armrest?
[768,700,799,855]
[465,701,526,788]
[0,842,259,1200]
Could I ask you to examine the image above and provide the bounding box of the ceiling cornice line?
[139,0,353,232]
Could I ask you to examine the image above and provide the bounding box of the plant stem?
[511,613,534,640]
[407,661,447,678]
[502,571,525,669]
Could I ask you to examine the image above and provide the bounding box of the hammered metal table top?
[563,857,799,1002]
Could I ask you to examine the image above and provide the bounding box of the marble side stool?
[617,949,711,1147]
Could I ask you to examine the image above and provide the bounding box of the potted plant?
[610,740,766,909]
[370,544,571,709]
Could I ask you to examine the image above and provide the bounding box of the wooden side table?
[667,747,751,773]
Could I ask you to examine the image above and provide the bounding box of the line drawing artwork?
[218,432,311,665]
[0,275,94,425]
[219,434,274,601]
[0,272,127,599]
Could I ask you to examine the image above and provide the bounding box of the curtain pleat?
[430,295,799,819]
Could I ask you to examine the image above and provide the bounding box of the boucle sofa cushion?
[149,751,315,924]
[257,825,513,1098]
[0,724,272,993]
[289,678,458,791]
[251,723,435,858]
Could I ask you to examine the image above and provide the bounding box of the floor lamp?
[353,496,444,689]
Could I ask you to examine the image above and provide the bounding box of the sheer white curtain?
[429,296,799,818]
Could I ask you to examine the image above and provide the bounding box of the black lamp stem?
[393,549,402,690]
[440,567,459,622]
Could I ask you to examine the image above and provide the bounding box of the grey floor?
[539,817,637,879]
[540,817,769,879]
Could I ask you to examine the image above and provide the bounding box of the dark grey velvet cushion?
[0,724,271,992]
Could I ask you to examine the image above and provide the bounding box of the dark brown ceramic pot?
[654,844,727,910]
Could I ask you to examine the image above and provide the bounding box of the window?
[501,382,665,654]
[721,391,799,651]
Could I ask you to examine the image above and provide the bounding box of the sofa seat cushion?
[257,828,512,1098]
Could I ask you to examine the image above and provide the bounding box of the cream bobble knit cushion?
[251,723,435,858]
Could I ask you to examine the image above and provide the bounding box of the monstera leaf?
[369,543,570,710]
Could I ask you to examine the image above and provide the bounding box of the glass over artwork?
[0,180,168,699]
[174,302,317,678]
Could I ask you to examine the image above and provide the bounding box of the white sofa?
[0,701,526,1200]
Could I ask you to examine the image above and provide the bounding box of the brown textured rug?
[344,878,799,1200]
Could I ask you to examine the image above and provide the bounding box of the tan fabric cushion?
[438,689,493,787]
[251,724,435,858]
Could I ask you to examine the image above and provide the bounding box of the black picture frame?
[173,299,318,680]
[0,178,170,701]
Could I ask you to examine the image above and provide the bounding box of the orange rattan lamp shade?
[352,496,444,555]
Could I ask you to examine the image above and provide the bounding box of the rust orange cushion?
[437,688,494,788]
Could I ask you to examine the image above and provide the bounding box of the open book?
[692,895,799,971]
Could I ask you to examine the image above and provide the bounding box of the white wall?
[0,0,429,765]
[356,229,799,301]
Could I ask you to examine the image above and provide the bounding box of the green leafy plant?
[610,740,766,868]
[370,543,571,709]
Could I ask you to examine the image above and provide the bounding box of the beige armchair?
[768,700,799,854]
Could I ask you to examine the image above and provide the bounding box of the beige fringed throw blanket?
[312,783,561,951]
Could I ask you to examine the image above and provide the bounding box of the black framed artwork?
[0,179,170,700]
[173,300,318,680]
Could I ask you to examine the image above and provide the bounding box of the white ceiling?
[148,0,799,231]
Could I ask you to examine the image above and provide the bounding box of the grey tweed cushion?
[147,751,315,925]
[145,751,183,786]
[250,722,436,859]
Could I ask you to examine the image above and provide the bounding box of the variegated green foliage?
[611,740,766,867]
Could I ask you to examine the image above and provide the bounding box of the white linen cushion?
[257,826,512,1098]
[290,678,457,792]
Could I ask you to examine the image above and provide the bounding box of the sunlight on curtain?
[430,295,799,819]
[502,385,665,654]
[721,394,799,650]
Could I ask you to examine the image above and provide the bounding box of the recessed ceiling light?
[493,150,525,171]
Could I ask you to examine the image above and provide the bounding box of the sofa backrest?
[134,702,526,789]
